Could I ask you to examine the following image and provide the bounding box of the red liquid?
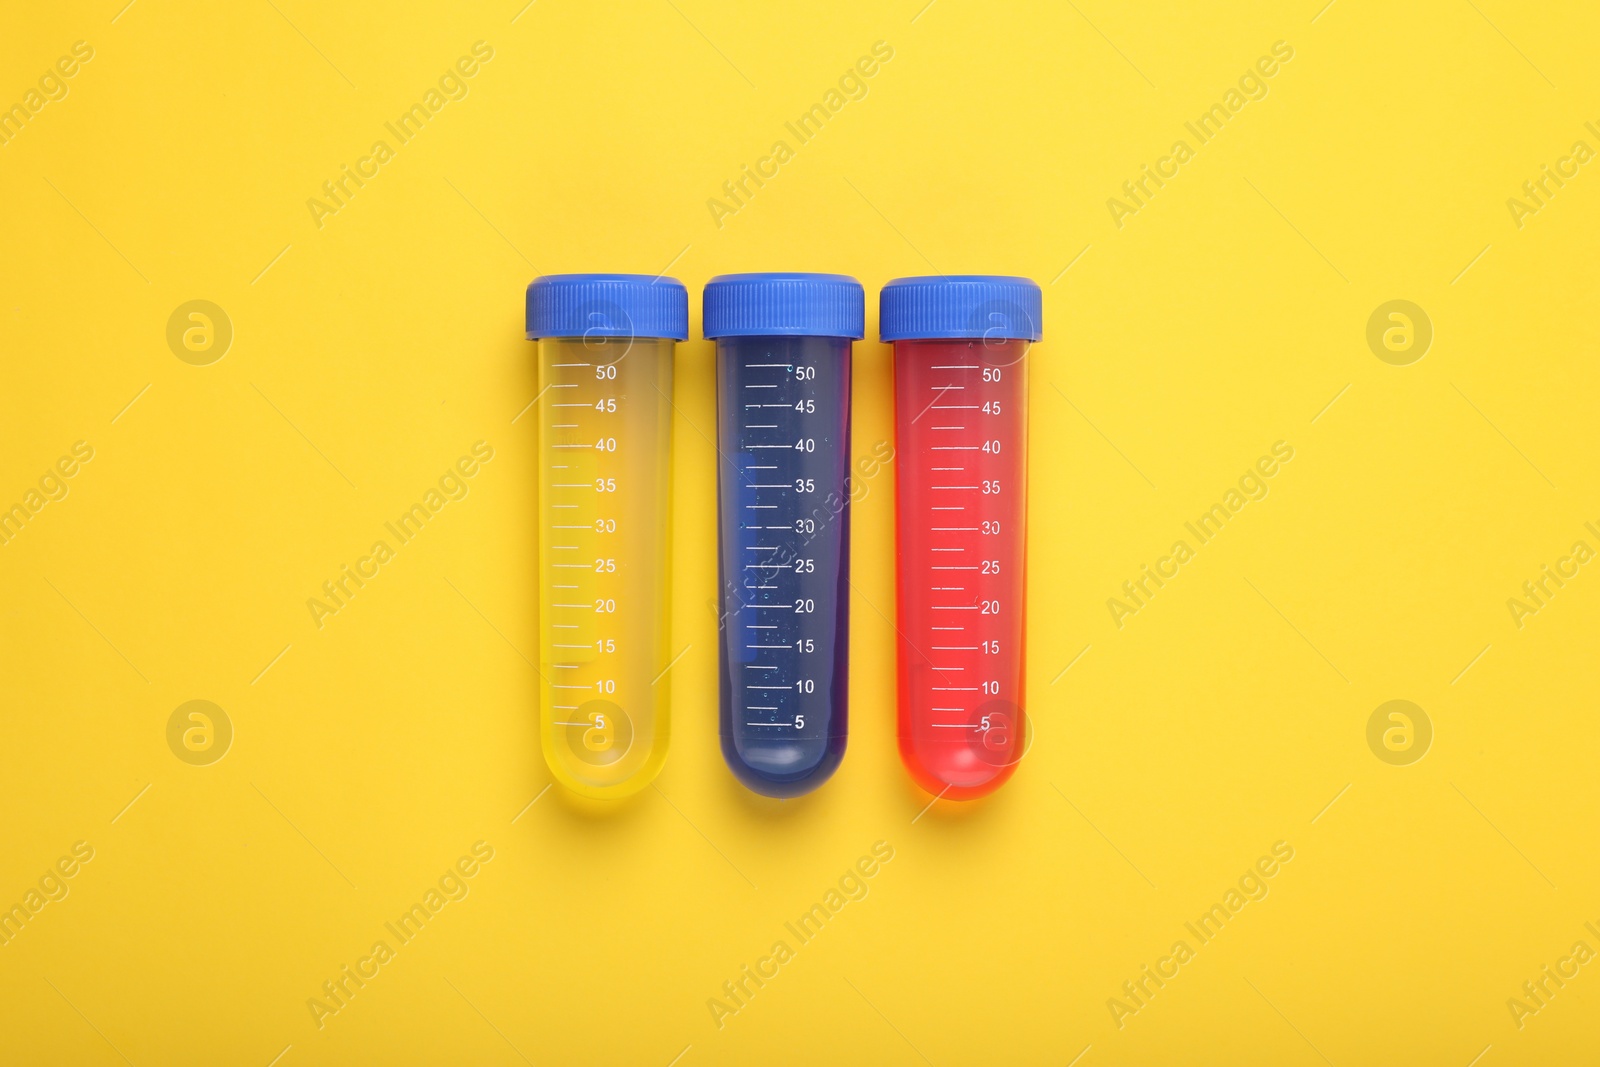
[894,338,1029,799]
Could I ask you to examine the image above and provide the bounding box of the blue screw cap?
[526,273,689,341]
[879,275,1043,343]
[703,273,865,340]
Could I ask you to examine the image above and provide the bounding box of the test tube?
[705,273,864,797]
[881,276,1042,800]
[525,274,687,799]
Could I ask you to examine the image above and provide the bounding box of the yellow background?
[2,0,1597,1063]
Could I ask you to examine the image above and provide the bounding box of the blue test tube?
[705,273,864,797]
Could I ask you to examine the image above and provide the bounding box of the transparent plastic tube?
[715,336,851,797]
[882,275,1041,800]
[893,338,1028,798]
[705,272,863,797]
[527,274,686,800]
[536,336,674,798]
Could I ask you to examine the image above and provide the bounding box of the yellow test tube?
[526,274,687,799]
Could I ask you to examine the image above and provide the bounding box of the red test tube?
[881,276,1042,800]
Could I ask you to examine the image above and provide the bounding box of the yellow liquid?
[537,336,674,798]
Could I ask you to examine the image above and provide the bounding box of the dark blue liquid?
[716,336,851,797]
